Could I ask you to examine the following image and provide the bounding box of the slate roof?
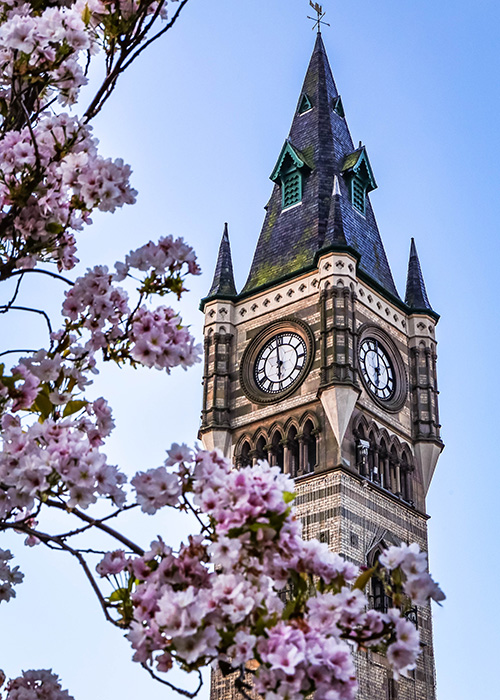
[205,223,237,299]
[240,33,399,299]
[405,238,433,312]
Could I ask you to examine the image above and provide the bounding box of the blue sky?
[1,1,499,699]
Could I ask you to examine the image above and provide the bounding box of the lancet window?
[234,415,319,476]
[353,418,415,506]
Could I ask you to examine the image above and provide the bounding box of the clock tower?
[201,33,443,700]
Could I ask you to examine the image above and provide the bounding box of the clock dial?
[254,332,307,394]
[359,338,395,400]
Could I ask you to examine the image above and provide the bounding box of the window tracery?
[353,417,415,506]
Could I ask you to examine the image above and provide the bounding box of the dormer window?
[341,146,377,216]
[351,174,367,213]
[282,168,302,209]
[298,93,313,114]
[270,140,312,211]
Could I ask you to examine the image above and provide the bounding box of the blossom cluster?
[0,114,137,272]
[0,548,23,603]
[379,542,445,606]
[94,449,445,699]
[114,235,201,280]
[0,413,126,515]
[0,0,94,106]
[130,305,201,371]
[3,669,74,700]
[60,263,202,370]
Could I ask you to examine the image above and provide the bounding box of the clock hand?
[275,341,282,380]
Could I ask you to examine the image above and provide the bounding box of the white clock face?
[359,338,395,400]
[254,332,307,394]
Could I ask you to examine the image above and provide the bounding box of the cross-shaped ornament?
[307,1,330,33]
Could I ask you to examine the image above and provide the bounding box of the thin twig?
[44,498,145,555]
[141,663,203,698]
[9,269,74,286]
[9,522,123,628]
[2,272,24,310]
[0,305,53,335]
[183,496,210,535]
[83,0,190,121]
[0,349,38,358]
[56,504,138,539]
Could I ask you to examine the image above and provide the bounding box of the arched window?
[368,431,378,482]
[287,426,299,477]
[379,438,389,490]
[390,445,399,495]
[239,441,251,467]
[355,423,369,477]
[370,550,392,613]
[401,451,413,503]
[303,420,317,473]
[256,435,267,463]
[271,431,284,471]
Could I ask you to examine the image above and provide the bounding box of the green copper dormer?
[298,93,313,114]
[270,141,312,210]
[341,146,377,215]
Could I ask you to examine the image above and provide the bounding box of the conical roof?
[205,223,237,299]
[241,33,398,299]
[405,238,433,312]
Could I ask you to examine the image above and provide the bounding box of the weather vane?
[307,2,330,33]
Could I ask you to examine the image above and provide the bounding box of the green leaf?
[81,3,91,25]
[283,491,296,504]
[108,587,128,602]
[62,400,87,417]
[282,597,299,620]
[353,565,378,591]
[33,392,53,420]
[45,222,64,234]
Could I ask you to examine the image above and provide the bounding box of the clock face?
[359,338,395,400]
[254,332,307,394]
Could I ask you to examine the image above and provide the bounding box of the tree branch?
[140,663,203,698]
[9,522,123,628]
[0,349,38,358]
[44,498,145,555]
[9,269,74,286]
[56,504,139,540]
[0,305,53,336]
[83,0,190,122]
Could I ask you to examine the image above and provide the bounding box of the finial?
[307,2,330,33]
[333,175,341,196]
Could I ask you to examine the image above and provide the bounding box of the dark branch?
[0,305,53,335]
[44,498,145,555]
[140,664,203,698]
[0,349,38,358]
[9,522,123,628]
[9,269,74,286]
[56,504,138,539]
[83,0,190,121]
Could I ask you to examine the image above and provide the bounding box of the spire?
[241,34,399,299]
[405,238,433,312]
[205,223,237,299]
[322,175,348,248]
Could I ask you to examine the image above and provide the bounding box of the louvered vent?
[282,171,302,209]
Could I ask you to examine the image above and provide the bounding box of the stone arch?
[302,418,317,473]
[255,434,268,463]
[270,428,285,471]
[236,438,251,467]
[400,445,413,503]
[286,424,300,477]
